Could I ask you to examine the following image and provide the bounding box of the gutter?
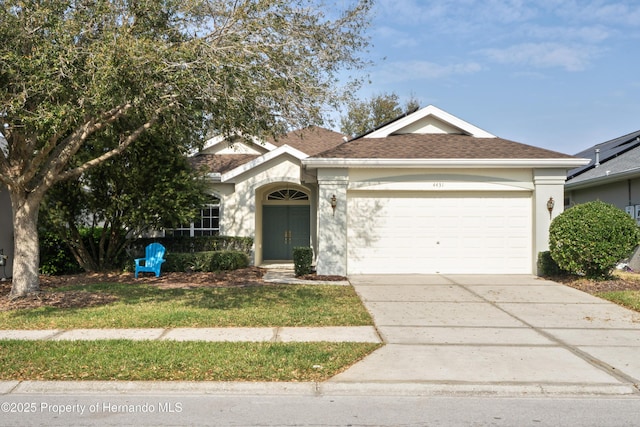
[302,158,590,170]
[565,167,640,190]
[205,173,222,182]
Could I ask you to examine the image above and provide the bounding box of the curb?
[2,380,637,398]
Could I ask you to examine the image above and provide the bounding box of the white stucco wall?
[533,169,567,272]
[210,154,314,266]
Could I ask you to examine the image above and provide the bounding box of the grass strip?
[0,340,381,382]
[596,290,640,312]
[0,283,373,329]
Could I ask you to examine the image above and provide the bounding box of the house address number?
[432,182,445,188]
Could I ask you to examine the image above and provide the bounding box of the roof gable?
[200,135,276,156]
[193,127,345,177]
[306,105,588,169]
[365,105,495,138]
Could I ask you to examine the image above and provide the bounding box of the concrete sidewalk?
[0,326,380,343]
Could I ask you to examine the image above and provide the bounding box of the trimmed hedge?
[164,251,249,272]
[133,236,253,255]
[549,201,640,278]
[293,247,313,277]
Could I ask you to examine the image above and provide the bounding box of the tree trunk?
[9,191,42,298]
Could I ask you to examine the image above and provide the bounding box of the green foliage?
[340,92,421,138]
[135,236,253,254]
[38,230,82,276]
[41,127,209,272]
[549,201,640,278]
[537,251,566,277]
[293,247,314,276]
[164,251,249,272]
[0,0,372,295]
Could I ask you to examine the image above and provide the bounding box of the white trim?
[365,105,496,138]
[303,158,591,170]
[348,180,534,192]
[222,145,309,182]
[565,167,640,190]
[199,134,278,154]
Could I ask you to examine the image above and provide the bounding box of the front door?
[263,205,310,260]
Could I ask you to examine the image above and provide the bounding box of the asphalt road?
[2,393,640,426]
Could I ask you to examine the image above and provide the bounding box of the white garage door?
[347,191,532,274]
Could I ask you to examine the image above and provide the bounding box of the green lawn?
[0,340,381,381]
[0,280,380,381]
[596,290,640,312]
[0,282,373,329]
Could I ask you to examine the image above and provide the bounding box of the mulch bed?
[550,274,640,294]
[0,267,349,312]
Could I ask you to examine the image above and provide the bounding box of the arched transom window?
[267,189,309,201]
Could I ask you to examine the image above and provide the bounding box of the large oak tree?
[0,0,372,297]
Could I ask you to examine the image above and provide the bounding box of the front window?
[171,197,220,237]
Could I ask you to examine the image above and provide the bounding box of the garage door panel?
[347,191,532,274]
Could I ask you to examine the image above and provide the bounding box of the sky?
[345,0,640,155]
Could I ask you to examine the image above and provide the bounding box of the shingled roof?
[189,154,260,174]
[268,126,344,156]
[189,127,345,174]
[312,133,576,160]
[567,129,640,181]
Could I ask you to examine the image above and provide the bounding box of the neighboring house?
[565,130,640,223]
[192,105,587,275]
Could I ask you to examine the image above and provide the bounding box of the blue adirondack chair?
[135,243,166,278]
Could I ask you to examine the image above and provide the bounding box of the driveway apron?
[328,275,640,395]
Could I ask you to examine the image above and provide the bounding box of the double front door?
[263,205,310,260]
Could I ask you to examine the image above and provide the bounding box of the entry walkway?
[329,274,640,395]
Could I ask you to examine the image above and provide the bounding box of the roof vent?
[595,148,600,167]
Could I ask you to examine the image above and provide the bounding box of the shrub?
[134,236,253,255]
[549,201,640,279]
[293,247,313,276]
[164,251,249,272]
[208,251,249,271]
[39,230,82,276]
[537,251,566,276]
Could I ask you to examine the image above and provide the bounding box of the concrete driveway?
[328,275,640,396]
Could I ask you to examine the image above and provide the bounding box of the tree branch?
[33,103,134,194]
[56,111,163,183]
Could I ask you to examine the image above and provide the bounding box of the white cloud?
[521,24,611,43]
[374,60,483,83]
[373,26,419,48]
[481,42,597,71]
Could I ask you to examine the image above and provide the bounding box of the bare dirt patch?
[0,267,266,312]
